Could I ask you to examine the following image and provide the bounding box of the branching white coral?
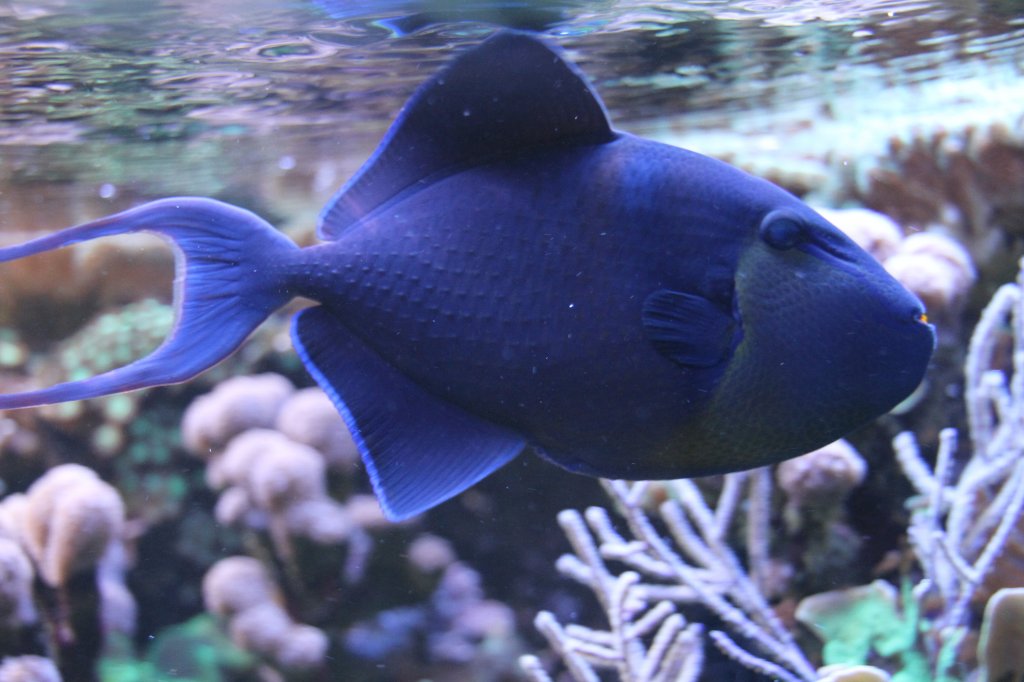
[522,471,819,682]
[892,260,1024,673]
[521,509,706,682]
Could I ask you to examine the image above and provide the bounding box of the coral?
[886,262,1024,677]
[20,464,125,589]
[202,556,328,672]
[427,561,518,663]
[977,506,1024,625]
[205,427,359,573]
[185,375,359,477]
[2,300,296,487]
[407,533,456,574]
[857,125,1024,279]
[794,580,925,676]
[0,218,172,345]
[97,578,135,643]
[776,439,866,512]
[345,560,522,678]
[522,566,704,682]
[523,474,817,682]
[0,330,29,374]
[201,556,278,619]
[0,300,181,493]
[0,496,27,545]
[0,464,134,681]
[36,300,174,453]
[280,497,354,545]
[275,387,359,472]
[273,623,330,670]
[232,430,325,511]
[0,655,62,682]
[45,300,172,388]
[99,615,255,682]
[178,366,529,678]
[345,493,391,530]
[976,587,1024,682]
[69,234,173,310]
[111,407,194,527]
[775,440,868,590]
[0,538,35,629]
[181,373,294,456]
[184,376,375,599]
[228,602,293,658]
[817,665,892,682]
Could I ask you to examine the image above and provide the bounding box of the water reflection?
[0,0,1019,148]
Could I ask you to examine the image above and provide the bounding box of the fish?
[0,31,934,520]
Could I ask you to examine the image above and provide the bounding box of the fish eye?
[759,210,806,250]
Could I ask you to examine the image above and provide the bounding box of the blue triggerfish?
[0,32,934,520]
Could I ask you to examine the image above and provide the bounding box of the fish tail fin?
[0,197,297,409]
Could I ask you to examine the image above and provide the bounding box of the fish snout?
[889,281,937,348]
[867,280,935,397]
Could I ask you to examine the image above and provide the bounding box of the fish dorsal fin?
[318,30,615,239]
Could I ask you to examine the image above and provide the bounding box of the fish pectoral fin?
[642,289,738,368]
[291,307,525,521]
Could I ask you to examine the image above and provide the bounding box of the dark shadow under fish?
[0,32,935,520]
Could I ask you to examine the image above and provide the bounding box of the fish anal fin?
[642,289,738,368]
[291,307,525,521]
[318,30,615,239]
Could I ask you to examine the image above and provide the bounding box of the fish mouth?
[909,302,937,344]
[862,296,934,391]
[870,282,934,341]
[914,310,937,346]
[897,308,937,361]
[895,304,936,382]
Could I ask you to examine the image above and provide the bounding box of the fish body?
[0,32,934,519]
[292,136,751,478]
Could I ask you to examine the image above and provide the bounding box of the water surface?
[1,0,1020,221]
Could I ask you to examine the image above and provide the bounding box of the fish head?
[713,202,935,462]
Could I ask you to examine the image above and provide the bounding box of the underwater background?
[1,1,1023,681]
